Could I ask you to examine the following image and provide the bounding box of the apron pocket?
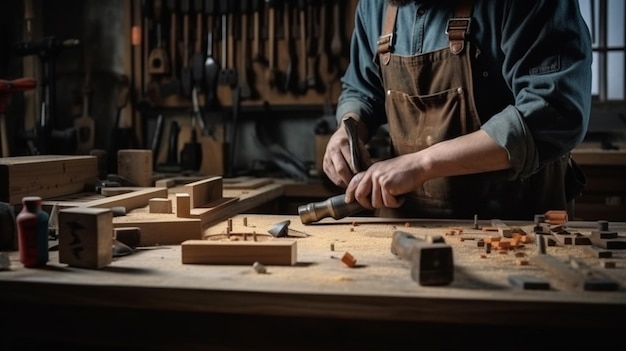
[385,87,466,155]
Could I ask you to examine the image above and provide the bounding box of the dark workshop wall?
[3,0,358,181]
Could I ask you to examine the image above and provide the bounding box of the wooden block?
[58,207,113,269]
[184,176,223,208]
[117,149,153,187]
[113,227,141,248]
[181,239,297,265]
[149,198,172,213]
[341,251,357,267]
[154,178,176,188]
[113,216,202,246]
[176,193,191,218]
[491,219,512,238]
[0,155,98,204]
[544,210,568,225]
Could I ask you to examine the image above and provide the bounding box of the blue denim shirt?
[337,0,592,180]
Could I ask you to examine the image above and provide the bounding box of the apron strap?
[447,0,474,54]
[377,4,398,65]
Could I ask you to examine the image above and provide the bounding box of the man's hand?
[344,154,419,209]
[322,118,372,188]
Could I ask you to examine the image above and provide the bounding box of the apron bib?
[375,1,569,220]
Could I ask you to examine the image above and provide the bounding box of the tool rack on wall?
[134,0,354,109]
[129,0,357,177]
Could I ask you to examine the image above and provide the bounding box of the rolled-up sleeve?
[482,1,592,180]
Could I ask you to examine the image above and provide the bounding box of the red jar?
[16,196,49,267]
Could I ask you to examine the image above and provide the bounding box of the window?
[578,0,626,102]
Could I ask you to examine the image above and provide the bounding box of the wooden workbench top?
[1,215,625,328]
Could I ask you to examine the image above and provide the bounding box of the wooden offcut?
[149,198,172,213]
[184,176,223,208]
[176,193,191,218]
[0,155,98,204]
[117,149,153,187]
[58,207,113,269]
[491,219,512,238]
[181,239,297,265]
[113,215,202,246]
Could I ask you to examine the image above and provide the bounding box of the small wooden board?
[181,239,297,265]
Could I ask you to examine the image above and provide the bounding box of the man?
[323,0,592,220]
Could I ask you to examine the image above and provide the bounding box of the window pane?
[607,0,625,47]
[607,52,624,100]
[592,52,600,96]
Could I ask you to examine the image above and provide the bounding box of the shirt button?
[387,90,391,95]
[482,71,489,78]
[417,9,425,15]
[457,87,463,94]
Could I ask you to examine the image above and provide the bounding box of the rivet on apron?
[426,135,434,146]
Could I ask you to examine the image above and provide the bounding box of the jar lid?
[22,196,42,205]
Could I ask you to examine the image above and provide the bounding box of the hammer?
[391,230,454,286]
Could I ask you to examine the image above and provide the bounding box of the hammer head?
[409,244,454,286]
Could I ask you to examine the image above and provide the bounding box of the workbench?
[1,213,625,350]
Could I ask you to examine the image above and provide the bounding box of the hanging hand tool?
[159,0,181,97]
[180,88,203,172]
[264,0,284,90]
[251,0,266,65]
[391,231,454,286]
[180,0,193,97]
[218,0,238,87]
[191,0,205,90]
[0,78,37,157]
[238,0,255,99]
[297,0,308,94]
[305,0,324,93]
[283,1,299,93]
[147,0,171,76]
[203,0,220,111]
[327,0,345,76]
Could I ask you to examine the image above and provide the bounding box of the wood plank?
[181,239,297,265]
[44,187,167,212]
[113,214,202,246]
[184,176,223,208]
[0,155,98,204]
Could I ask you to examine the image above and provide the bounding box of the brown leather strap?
[447,0,474,54]
[377,4,398,65]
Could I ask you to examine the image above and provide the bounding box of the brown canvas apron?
[374,1,570,220]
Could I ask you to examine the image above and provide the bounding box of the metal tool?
[298,116,364,224]
[298,194,364,225]
[391,230,454,286]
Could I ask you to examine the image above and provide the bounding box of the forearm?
[417,130,512,183]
